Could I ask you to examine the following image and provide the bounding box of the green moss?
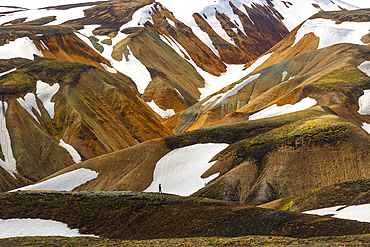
[194,180,226,201]
[306,66,370,105]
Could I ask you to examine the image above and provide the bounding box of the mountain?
[2,0,370,243]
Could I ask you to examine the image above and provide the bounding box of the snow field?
[0,102,17,179]
[0,6,91,26]
[0,218,98,239]
[202,73,260,106]
[146,100,175,119]
[144,143,229,196]
[59,139,82,163]
[293,18,369,49]
[199,53,272,100]
[248,97,317,121]
[36,80,60,119]
[10,168,98,192]
[304,204,370,223]
[0,37,43,60]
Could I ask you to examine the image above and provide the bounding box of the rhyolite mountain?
[2,0,370,243]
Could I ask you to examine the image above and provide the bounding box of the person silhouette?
[159,184,162,194]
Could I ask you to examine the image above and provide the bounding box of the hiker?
[159,184,162,194]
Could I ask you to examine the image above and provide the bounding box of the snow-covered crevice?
[0,37,43,60]
[146,100,175,119]
[17,93,42,124]
[292,18,369,49]
[144,143,229,196]
[36,80,60,119]
[248,97,317,121]
[0,68,16,77]
[0,102,17,179]
[304,204,370,223]
[10,168,98,192]
[202,73,260,107]
[0,218,98,239]
[59,139,82,163]
[281,71,288,82]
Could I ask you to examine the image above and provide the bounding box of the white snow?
[17,93,41,124]
[175,88,184,99]
[203,73,260,106]
[0,6,91,27]
[36,80,60,119]
[0,101,17,179]
[0,37,43,60]
[9,0,107,9]
[199,53,272,100]
[358,90,370,115]
[281,71,288,82]
[10,168,98,192]
[39,40,49,51]
[144,143,229,196]
[0,218,98,239]
[59,139,82,163]
[361,122,370,134]
[248,97,317,121]
[146,100,175,119]
[270,0,356,31]
[304,204,370,223]
[75,25,152,94]
[358,61,370,77]
[293,18,369,49]
[0,68,16,77]
[100,63,117,73]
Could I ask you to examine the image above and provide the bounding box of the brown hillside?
[2,191,370,240]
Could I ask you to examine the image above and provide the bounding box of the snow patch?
[0,101,17,179]
[0,37,43,60]
[175,88,184,99]
[358,61,370,77]
[147,100,175,119]
[8,0,107,9]
[0,6,91,26]
[17,93,41,124]
[248,97,317,121]
[358,90,370,116]
[281,71,288,82]
[39,40,49,50]
[59,139,82,163]
[304,204,370,223]
[100,63,117,73]
[36,80,60,119]
[0,68,16,77]
[144,143,229,196]
[10,168,98,192]
[293,18,369,49]
[199,53,272,100]
[203,74,260,106]
[362,122,370,134]
[0,218,98,239]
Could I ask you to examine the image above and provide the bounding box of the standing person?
[159,184,162,194]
